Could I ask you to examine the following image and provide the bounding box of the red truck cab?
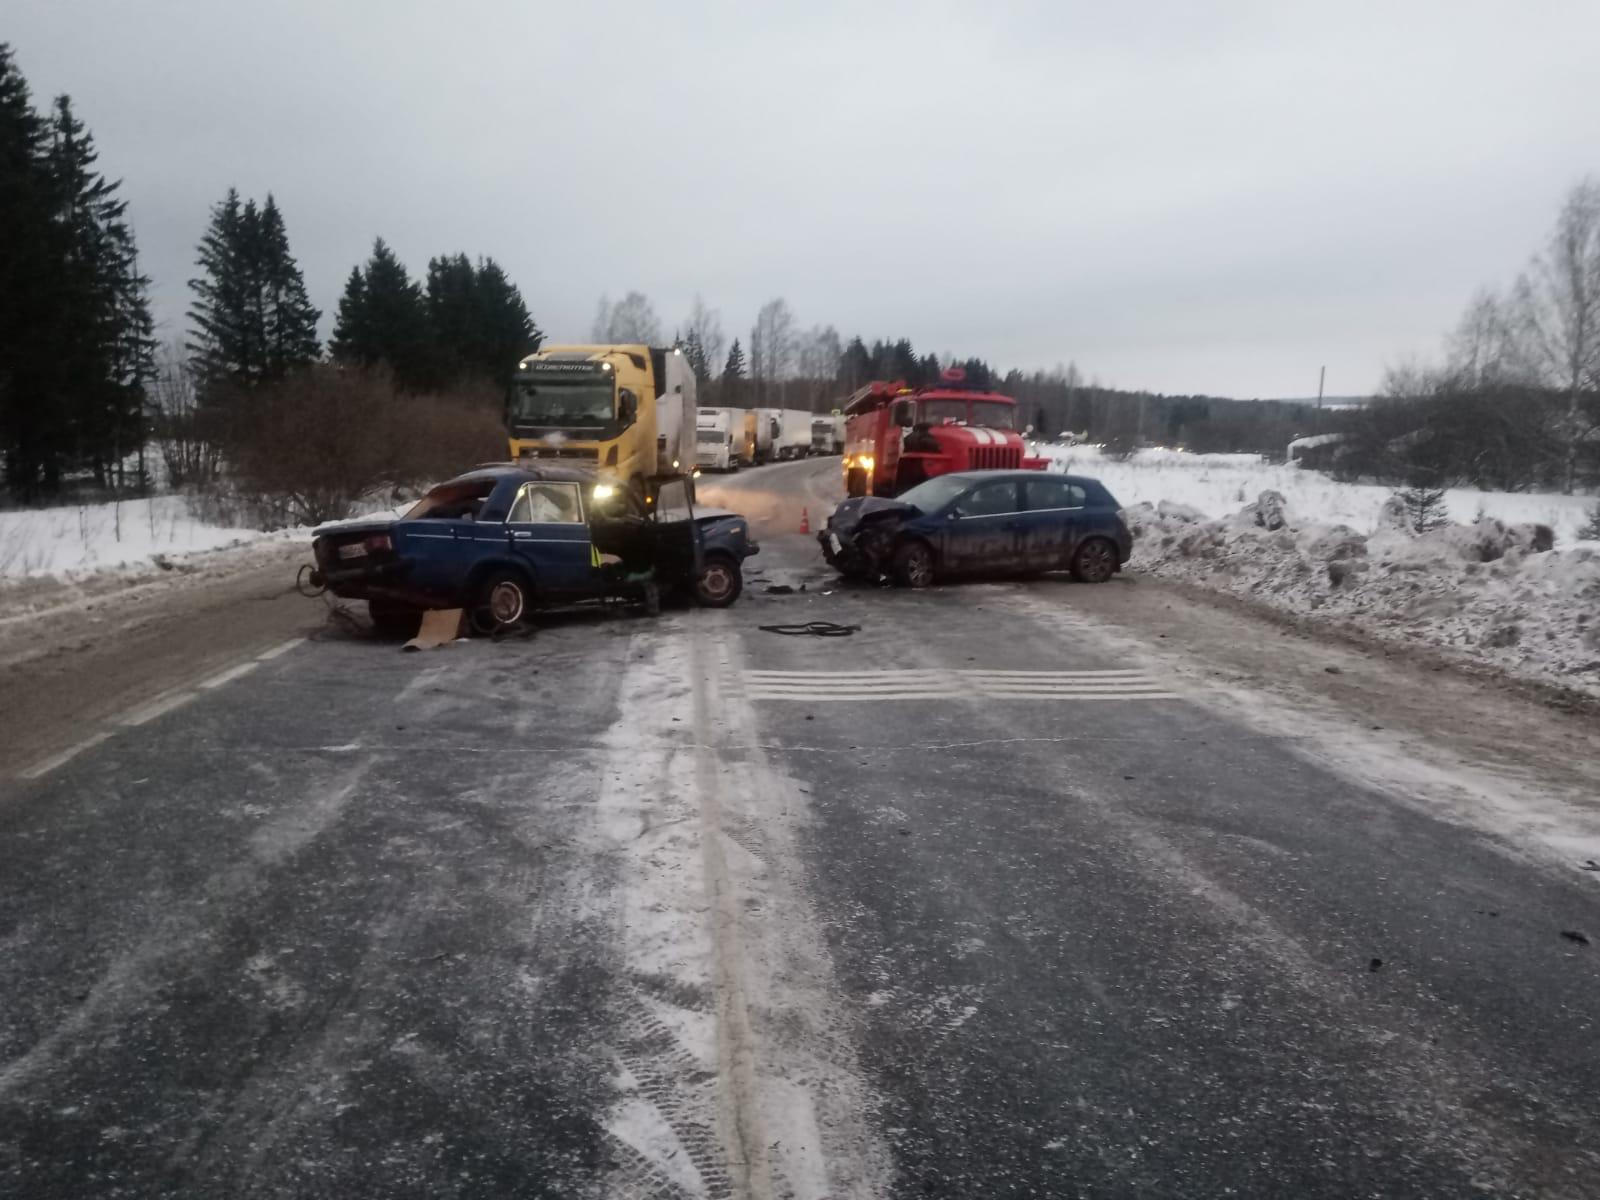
[841,369,1047,497]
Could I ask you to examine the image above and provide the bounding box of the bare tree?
[1447,288,1526,387]
[149,340,219,487]
[796,324,842,407]
[751,298,796,403]
[590,291,662,343]
[1513,178,1600,492]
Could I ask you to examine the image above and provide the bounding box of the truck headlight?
[860,455,875,471]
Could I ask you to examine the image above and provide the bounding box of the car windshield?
[894,474,974,514]
[509,379,615,429]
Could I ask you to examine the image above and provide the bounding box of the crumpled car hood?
[826,496,919,537]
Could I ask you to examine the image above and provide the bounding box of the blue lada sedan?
[311,465,758,637]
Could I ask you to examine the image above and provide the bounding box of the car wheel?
[368,601,422,640]
[846,468,868,497]
[693,553,742,607]
[1071,537,1117,583]
[892,539,935,589]
[478,569,533,626]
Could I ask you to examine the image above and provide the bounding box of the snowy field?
[1031,446,1600,700]
[0,494,283,581]
[1031,444,1597,546]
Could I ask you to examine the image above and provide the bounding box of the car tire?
[368,601,422,640]
[1071,537,1117,583]
[693,553,742,607]
[846,467,868,497]
[478,568,533,627]
[892,539,935,589]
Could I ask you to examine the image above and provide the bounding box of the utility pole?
[1317,365,1325,409]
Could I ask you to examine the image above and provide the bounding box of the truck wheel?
[368,601,422,640]
[846,467,868,497]
[1070,537,1117,584]
[478,569,533,626]
[892,540,935,589]
[693,553,742,607]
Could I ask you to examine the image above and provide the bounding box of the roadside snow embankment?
[0,494,283,581]
[1126,492,1600,700]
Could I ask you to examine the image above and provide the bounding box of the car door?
[1020,476,1084,569]
[504,480,595,596]
[941,479,1023,574]
[646,476,702,588]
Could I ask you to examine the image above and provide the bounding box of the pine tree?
[258,195,320,375]
[1399,484,1450,532]
[0,44,58,496]
[188,188,318,399]
[722,338,746,406]
[471,256,538,388]
[330,238,433,391]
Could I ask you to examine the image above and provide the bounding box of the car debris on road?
[819,469,1132,588]
[307,464,758,639]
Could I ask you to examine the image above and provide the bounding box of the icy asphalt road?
[2,458,1598,1198]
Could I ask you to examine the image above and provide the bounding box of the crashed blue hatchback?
[820,469,1131,588]
[310,465,758,637]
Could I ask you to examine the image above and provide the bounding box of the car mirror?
[946,507,962,520]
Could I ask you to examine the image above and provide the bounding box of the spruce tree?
[722,338,746,406]
[0,44,57,496]
[188,188,318,398]
[259,195,320,375]
[471,256,538,388]
[330,238,433,391]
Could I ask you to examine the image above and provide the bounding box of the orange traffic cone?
[799,506,811,534]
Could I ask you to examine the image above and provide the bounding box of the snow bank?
[1029,444,1598,548]
[1127,490,1600,700]
[0,494,287,581]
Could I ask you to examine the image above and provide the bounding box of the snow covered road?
[1,458,1598,1197]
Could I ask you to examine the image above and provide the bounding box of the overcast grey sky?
[10,1,1598,397]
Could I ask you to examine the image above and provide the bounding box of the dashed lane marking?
[117,690,199,727]
[198,660,260,690]
[255,637,304,661]
[743,668,1181,702]
[19,731,113,780]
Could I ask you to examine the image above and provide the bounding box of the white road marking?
[198,660,260,690]
[743,667,1181,702]
[255,638,303,661]
[117,690,199,727]
[19,731,113,780]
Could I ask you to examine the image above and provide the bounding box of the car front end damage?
[818,496,917,579]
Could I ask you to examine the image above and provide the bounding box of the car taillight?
[365,533,392,553]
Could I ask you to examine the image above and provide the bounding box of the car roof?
[935,470,1102,486]
[455,463,600,486]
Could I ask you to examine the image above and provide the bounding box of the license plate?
[828,532,843,554]
[338,543,368,560]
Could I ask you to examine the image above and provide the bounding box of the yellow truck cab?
[507,344,695,501]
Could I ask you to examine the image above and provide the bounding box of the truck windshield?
[696,429,725,444]
[509,380,615,430]
[920,398,1017,430]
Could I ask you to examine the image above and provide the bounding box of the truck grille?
[968,445,1021,470]
[518,447,598,461]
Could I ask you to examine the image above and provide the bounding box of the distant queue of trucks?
[694,407,845,472]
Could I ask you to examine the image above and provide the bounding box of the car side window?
[957,481,1018,517]
[509,482,584,524]
[1023,478,1089,510]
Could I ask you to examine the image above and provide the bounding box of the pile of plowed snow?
[1126,492,1600,699]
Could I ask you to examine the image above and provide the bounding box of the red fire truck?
[840,368,1047,497]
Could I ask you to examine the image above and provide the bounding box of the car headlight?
[592,483,617,501]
